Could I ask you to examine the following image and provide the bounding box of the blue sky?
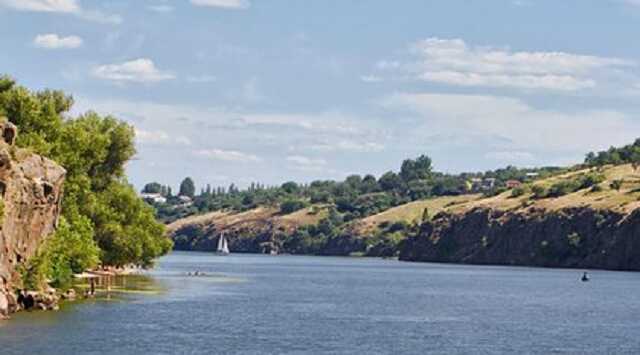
[2,0,640,190]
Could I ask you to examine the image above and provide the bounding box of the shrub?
[511,185,530,198]
[567,232,581,248]
[579,173,605,189]
[279,199,308,214]
[548,180,579,197]
[531,185,548,199]
[610,179,623,191]
[387,221,409,233]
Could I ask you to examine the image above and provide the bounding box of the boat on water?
[216,233,230,255]
[581,271,590,282]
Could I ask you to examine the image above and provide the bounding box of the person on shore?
[17,289,25,309]
[23,292,35,310]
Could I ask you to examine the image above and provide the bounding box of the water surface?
[1,252,639,354]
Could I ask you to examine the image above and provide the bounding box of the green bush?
[548,180,579,197]
[531,185,548,199]
[546,173,606,198]
[610,179,623,191]
[280,199,308,214]
[511,185,530,198]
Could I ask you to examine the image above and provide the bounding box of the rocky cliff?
[0,121,66,317]
[400,207,640,271]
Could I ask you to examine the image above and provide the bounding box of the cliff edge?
[0,121,66,317]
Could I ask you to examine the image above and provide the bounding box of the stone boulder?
[0,119,65,318]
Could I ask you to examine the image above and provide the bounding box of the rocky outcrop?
[400,207,640,271]
[0,120,66,318]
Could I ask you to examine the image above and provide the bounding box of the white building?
[140,193,167,204]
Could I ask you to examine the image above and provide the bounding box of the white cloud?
[176,136,192,145]
[382,92,640,156]
[135,128,190,146]
[187,75,217,83]
[194,149,261,162]
[148,4,174,13]
[135,128,169,144]
[92,58,175,83]
[0,0,78,12]
[377,37,634,91]
[77,9,122,24]
[512,0,532,6]
[286,155,326,166]
[0,0,121,24]
[190,0,250,9]
[484,151,535,163]
[33,33,82,49]
[310,140,384,153]
[286,155,328,172]
[360,75,383,83]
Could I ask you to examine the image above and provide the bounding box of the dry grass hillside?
[350,194,481,235]
[351,164,640,236]
[168,164,640,239]
[167,204,330,235]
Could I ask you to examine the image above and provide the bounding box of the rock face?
[0,121,66,317]
[400,207,640,271]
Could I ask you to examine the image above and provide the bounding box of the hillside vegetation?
[168,156,640,261]
[0,76,172,290]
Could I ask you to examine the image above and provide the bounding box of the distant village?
[467,172,539,193]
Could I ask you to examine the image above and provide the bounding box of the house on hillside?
[469,177,497,192]
[505,180,523,189]
[525,172,539,180]
[140,193,167,204]
[482,178,497,190]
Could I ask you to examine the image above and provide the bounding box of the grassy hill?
[168,163,640,258]
[345,164,640,238]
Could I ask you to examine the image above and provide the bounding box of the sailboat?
[216,233,230,255]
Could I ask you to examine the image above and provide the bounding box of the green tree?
[281,181,299,194]
[179,177,196,198]
[400,155,433,181]
[379,171,403,191]
[143,182,163,194]
[280,198,308,214]
[1,76,172,286]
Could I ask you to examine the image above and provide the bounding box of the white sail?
[217,234,230,254]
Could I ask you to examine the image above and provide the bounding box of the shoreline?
[1,265,148,321]
[169,249,638,273]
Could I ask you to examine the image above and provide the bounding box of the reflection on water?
[1,251,640,354]
[73,274,165,298]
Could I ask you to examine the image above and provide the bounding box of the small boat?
[216,233,230,255]
[581,272,590,282]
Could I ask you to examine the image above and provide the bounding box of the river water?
[1,251,640,354]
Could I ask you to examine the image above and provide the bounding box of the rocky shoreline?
[1,267,141,320]
[0,121,66,319]
[400,207,640,271]
[171,205,640,272]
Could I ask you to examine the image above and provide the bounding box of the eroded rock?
[0,121,65,317]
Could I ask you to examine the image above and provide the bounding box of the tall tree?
[179,177,196,198]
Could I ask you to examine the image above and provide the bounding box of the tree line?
[146,155,563,224]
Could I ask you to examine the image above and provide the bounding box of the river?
[1,251,640,354]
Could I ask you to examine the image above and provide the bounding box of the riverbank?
[0,265,148,321]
